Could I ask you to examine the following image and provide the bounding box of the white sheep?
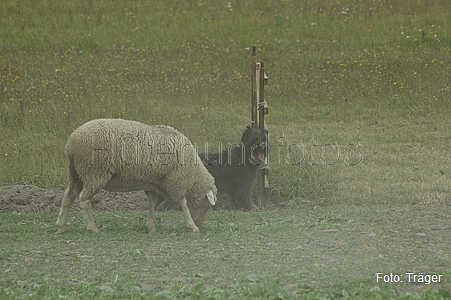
[56,118,217,233]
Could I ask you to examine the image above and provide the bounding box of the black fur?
[156,126,269,211]
[199,126,269,210]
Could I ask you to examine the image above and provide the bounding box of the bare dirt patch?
[0,183,235,214]
[0,183,149,213]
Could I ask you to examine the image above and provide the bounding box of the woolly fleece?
[56,119,216,234]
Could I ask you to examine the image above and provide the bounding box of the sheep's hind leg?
[179,196,200,233]
[56,177,83,233]
[79,185,102,233]
[145,190,158,233]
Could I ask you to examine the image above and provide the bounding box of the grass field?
[1,206,450,299]
[1,0,451,298]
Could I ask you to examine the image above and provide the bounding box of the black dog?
[156,126,269,211]
[199,126,269,210]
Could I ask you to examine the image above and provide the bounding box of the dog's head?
[241,126,269,165]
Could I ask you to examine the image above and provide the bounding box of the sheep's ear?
[206,190,216,205]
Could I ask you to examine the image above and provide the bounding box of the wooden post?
[251,46,257,128]
[251,47,269,209]
[257,61,267,208]
[258,62,265,131]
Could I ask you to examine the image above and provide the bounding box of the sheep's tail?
[65,145,80,182]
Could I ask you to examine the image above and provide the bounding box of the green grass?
[1,208,450,299]
[1,0,451,298]
[1,0,451,205]
[2,283,449,300]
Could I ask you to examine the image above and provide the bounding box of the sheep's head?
[187,187,217,227]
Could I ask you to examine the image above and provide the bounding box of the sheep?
[56,118,217,234]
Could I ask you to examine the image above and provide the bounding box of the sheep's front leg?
[145,190,157,233]
[179,196,200,233]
